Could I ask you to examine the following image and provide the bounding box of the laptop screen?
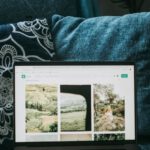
[14,62,136,144]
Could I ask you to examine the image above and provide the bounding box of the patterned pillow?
[0,18,55,145]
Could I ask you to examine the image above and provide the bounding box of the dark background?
[0,0,150,24]
[99,0,150,16]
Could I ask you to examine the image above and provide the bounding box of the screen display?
[14,64,135,143]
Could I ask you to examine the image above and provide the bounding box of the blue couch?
[0,1,150,150]
[50,13,150,149]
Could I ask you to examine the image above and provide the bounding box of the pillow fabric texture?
[0,18,54,146]
[51,13,150,136]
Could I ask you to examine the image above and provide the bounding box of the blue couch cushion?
[51,13,150,136]
[0,18,54,146]
[139,144,150,150]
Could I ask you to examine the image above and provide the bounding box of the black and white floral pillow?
[0,18,55,144]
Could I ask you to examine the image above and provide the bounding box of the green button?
[21,74,26,79]
[121,74,128,78]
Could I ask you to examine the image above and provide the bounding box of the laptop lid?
[14,62,136,148]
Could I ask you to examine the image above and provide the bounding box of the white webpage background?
[15,65,135,142]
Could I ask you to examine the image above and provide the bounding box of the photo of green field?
[60,93,87,131]
[60,85,91,131]
[26,84,58,133]
[94,84,125,131]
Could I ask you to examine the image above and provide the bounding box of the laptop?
[13,61,138,150]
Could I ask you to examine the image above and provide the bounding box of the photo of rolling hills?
[25,84,58,133]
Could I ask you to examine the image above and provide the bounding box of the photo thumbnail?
[26,84,58,133]
[61,134,92,141]
[94,133,125,141]
[60,85,91,131]
[93,84,125,131]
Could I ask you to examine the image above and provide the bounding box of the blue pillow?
[0,18,54,145]
[51,13,150,136]
[139,144,150,150]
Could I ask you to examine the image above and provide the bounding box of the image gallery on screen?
[25,83,125,142]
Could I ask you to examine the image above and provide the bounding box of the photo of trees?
[26,84,58,133]
[94,84,125,131]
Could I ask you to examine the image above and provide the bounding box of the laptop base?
[14,144,138,150]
